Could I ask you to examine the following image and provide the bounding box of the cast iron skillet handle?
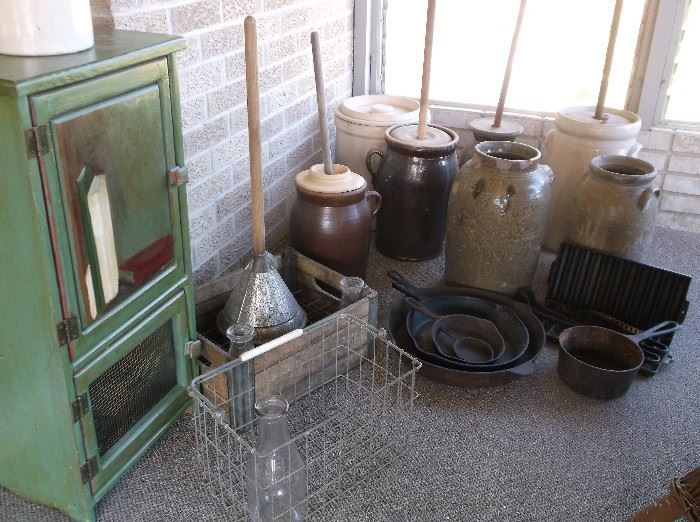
[404,297,442,322]
[391,281,422,300]
[365,149,384,181]
[366,190,383,216]
[387,270,423,295]
[628,321,681,343]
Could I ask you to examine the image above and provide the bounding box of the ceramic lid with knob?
[555,106,642,140]
[295,163,367,193]
[387,123,456,149]
[336,95,421,126]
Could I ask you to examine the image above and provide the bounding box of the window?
[663,0,700,123]
[382,0,645,114]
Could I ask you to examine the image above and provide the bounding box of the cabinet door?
[30,59,187,362]
[73,291,191,500]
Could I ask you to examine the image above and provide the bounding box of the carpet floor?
[2,226,699,521]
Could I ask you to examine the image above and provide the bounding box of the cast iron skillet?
[388,280,545,388]
[404,297,505,364]
[406,295,529,370]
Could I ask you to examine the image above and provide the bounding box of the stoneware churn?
[445,141,553,294]
[0,0,94,55]
[542,106,642,251]
[335,94,424,186]
[289,163,381,278]
[567,155,659,262]
[366,123,459,261]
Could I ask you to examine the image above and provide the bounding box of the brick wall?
[430,106,700,235]
[91,0,355,284]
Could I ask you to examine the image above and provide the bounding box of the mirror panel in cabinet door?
[51,84,176,326]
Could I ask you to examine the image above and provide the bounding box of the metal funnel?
[216,252,306,345]
[217,17,305,345]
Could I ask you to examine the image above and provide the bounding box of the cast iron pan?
[406,295,529,371]
[388,282,545,388]
[404,297,505,364]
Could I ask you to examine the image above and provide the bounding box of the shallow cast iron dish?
[404,297,505,364]
[388,286,545,388]
[558,321,679,399]
[406,296,529,370]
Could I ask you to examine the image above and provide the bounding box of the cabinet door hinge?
[57,316,79,345]
[168,166,189,186]
[25,125,50,158]
[184,339,202,359]
[72,394,89,422]
[80,456,98,484]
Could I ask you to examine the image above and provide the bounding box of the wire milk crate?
[189,314,422,520]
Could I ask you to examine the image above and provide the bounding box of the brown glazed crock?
[289,181,381,278]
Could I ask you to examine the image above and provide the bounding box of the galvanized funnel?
[216,17,306,345]
[217,252,306,345]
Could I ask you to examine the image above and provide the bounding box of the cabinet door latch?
[25,125,50,158]
[57,316,79,345]
[184,339,202,359]
[72,394,89,422]
[80,456,98,484]
[168,166,189,186]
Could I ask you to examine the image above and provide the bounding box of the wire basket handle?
[190,328,304,390]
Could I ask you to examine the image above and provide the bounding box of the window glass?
[384,0,645,114]
[664,0,700,123]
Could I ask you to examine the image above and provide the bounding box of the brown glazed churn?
[366,123,459,260]
[567,155,659,262]
[445,141,552,294]
[289,163,381,278]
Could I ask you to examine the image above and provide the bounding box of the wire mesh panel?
[90,322,177,456]
[190,315,421,521]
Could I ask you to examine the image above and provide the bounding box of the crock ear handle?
[638,187,661,210]
[628,142,643,157]
[365,150,384,181]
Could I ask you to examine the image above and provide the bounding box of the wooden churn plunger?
[217,16,306,344]
[468,0,528,147]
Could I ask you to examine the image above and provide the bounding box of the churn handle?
[365,150,384,181]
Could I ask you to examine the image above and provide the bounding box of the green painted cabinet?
[0,30,197,521]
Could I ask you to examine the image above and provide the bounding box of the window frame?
[354,0,697,131]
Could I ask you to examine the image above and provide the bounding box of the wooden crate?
[194,248,379,406]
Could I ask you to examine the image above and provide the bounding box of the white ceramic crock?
[335,94,426,186]
[0,0,94,56]
[542,106,642,251]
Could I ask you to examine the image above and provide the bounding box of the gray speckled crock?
[445,141,553,294]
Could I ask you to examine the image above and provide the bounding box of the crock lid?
[388,123,454,148]
[469,117,524,141]
[561,106,637,125]
[337,95,421,125]
[295,163,366,193]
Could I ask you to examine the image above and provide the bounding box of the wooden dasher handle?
[494,0,527,128]
[244,16,266,256]
[417,0,436,140]
[595,0,624,121]
[311,31,333,175]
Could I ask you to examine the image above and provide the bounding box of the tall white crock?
[0,0,94,56]
[542,106,642,251]
[335,94,426,186]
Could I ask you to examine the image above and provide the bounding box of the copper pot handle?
[366,190,383,216]
[365,150,384,181]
